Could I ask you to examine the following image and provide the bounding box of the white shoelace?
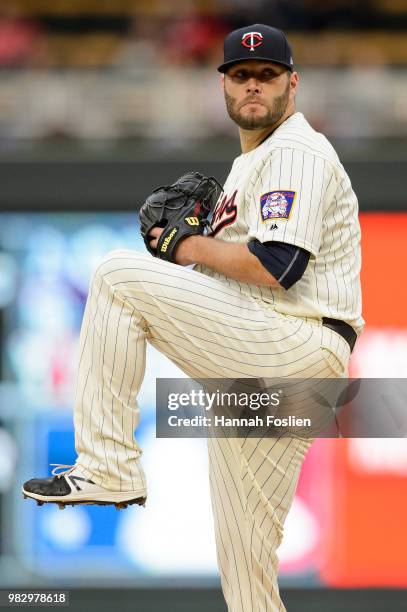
[50,464,75,478]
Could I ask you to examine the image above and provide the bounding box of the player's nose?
[245,78,261,93]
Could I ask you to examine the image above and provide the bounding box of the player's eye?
[229,69,281,84]
[259,70,279,82]
[231,70,250,83]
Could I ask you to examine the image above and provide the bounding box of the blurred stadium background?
[0,1,406,610]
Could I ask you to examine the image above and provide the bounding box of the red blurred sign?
[359,212,407,327]
[282,213,407,586]
[321,212,407,586]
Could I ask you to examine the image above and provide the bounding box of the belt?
[322,317,357,352]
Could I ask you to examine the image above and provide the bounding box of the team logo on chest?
[210,189,238,236]
[260,190,296,221]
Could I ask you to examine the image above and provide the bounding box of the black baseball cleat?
[22,464,147,510]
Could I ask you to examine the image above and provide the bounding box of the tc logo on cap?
[241,32,263,52]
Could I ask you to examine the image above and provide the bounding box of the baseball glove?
[139,171,223,263]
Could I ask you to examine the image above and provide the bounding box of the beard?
[224,81,290,130]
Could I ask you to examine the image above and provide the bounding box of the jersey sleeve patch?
[260,190,296,221]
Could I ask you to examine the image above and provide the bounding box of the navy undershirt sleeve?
[247,240,311,290]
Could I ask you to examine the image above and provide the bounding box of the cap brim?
[217,57,293,73]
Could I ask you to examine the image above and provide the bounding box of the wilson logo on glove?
[160,228,178,253]
[185,217,200,226]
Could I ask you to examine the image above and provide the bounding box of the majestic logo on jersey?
[241,32,263,52]
[260,190,296,221]
[210,190,238,236]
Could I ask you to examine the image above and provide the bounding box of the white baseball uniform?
[72,111,363,612]
[197,111,364,334]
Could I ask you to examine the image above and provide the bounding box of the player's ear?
[289,71,299,99]
[220,74,225,92]
[290,71,299,89]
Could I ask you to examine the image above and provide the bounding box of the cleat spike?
[37,501,44,506]
[23,494,27,499]
[58,503,66,510]
[115,502,128,510]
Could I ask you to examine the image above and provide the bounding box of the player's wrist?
[174,235,203,266]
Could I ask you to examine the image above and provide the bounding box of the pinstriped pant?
[73,250,350,612]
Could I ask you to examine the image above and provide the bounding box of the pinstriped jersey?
[195,112,364,334]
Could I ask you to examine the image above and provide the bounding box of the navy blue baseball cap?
[218,24,294,73]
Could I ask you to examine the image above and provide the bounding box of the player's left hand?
[139,171,222,264]
[148,227,196,266]
[148,226,163,251]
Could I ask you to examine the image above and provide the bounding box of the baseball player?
[22,24,363,612]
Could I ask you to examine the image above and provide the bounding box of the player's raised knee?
[91,249,150,280]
